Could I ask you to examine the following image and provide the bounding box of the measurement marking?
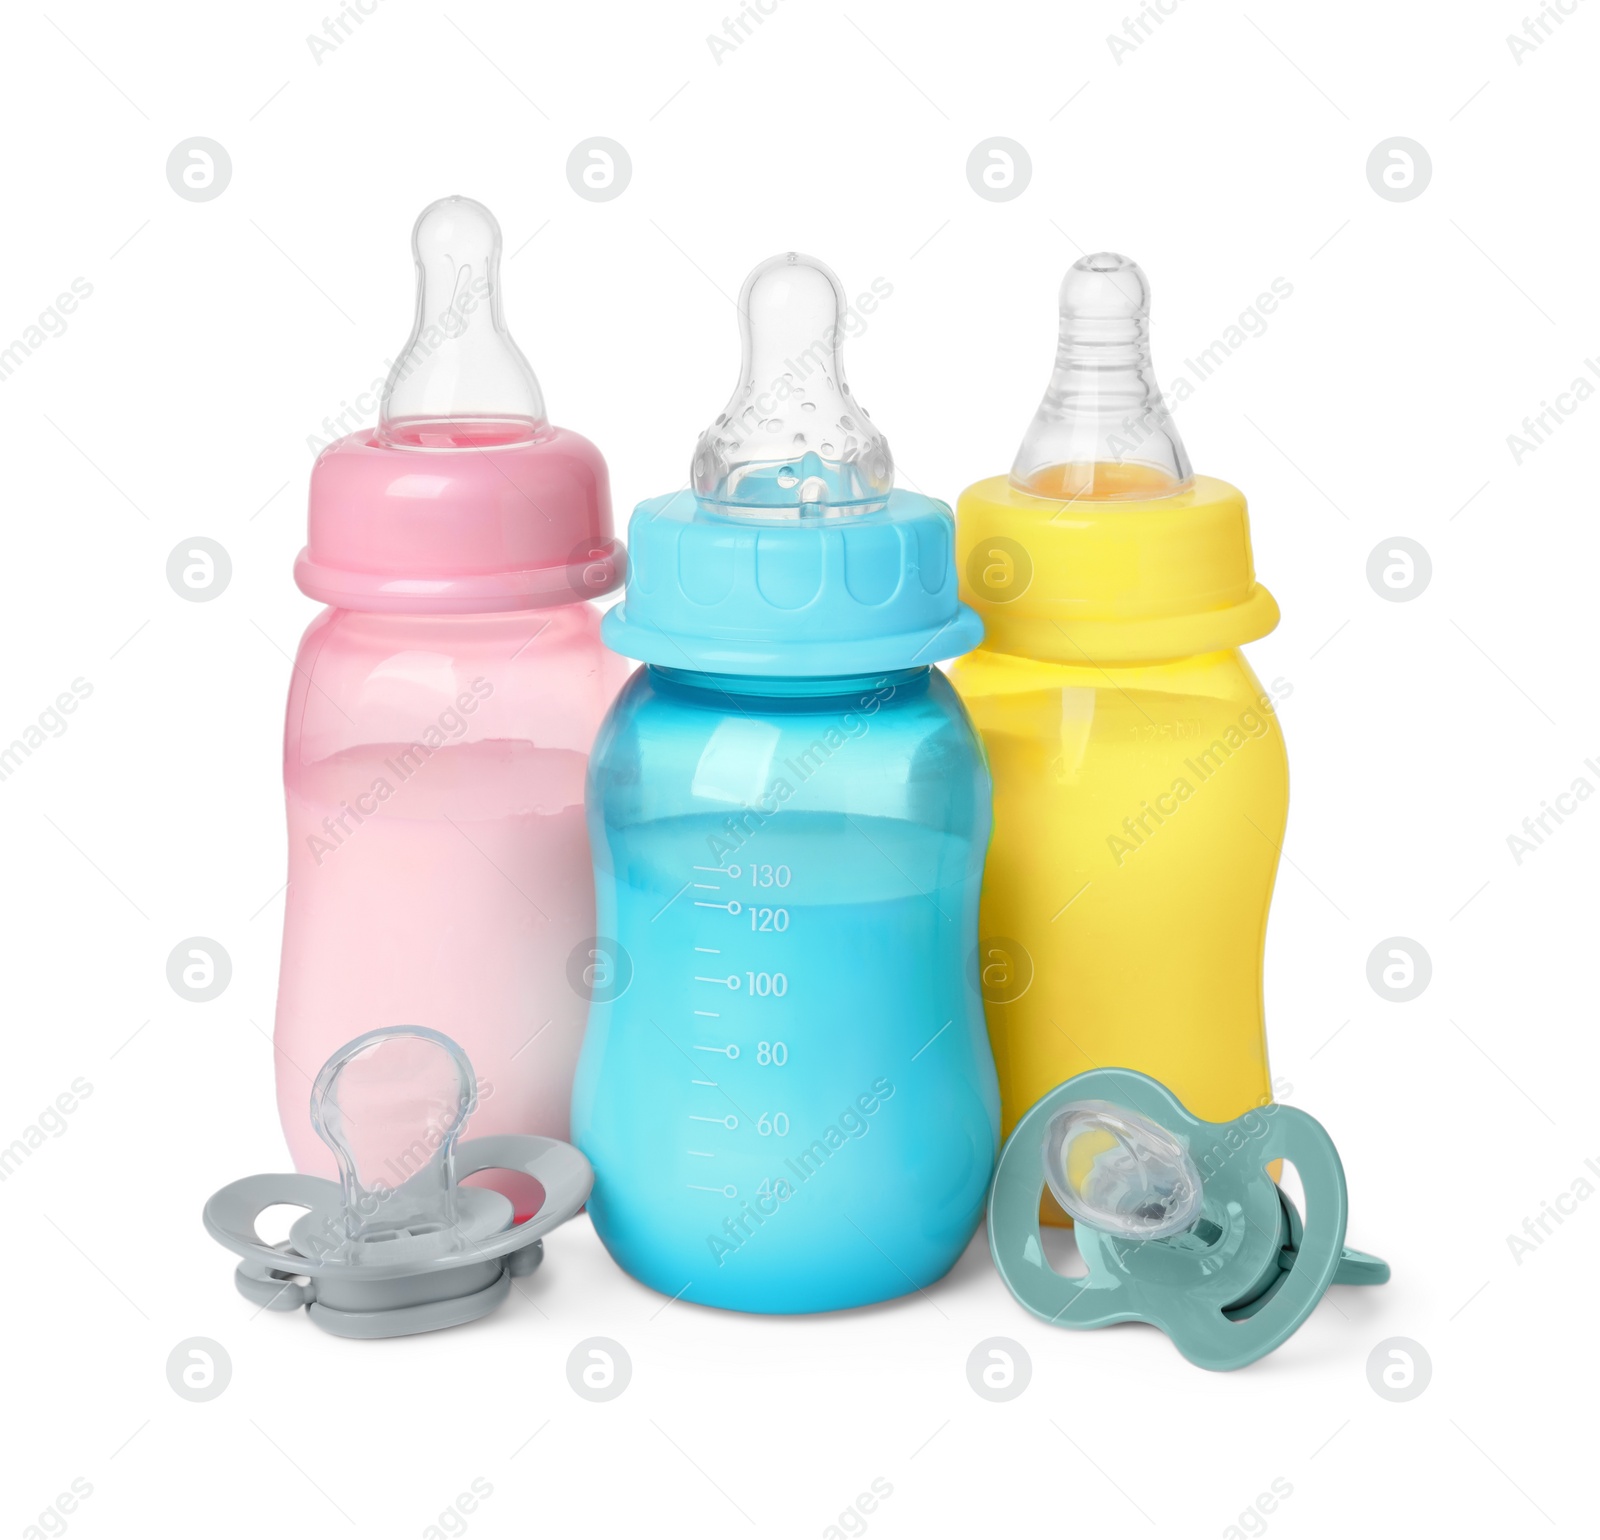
[689,1114,739,1128]
[693,1010,720,1018]
[694,947,721,954]
[687,1150,715,1158]
[692,1079,718,1087]
[695,973,739,985]
[694,1043,738,1056]
[692,864,729,872]
[692,882,719,890]
[689,1184,738,1197]
[693,901,740,912]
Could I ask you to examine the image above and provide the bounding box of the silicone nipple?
[1043,1099,1203,1240]
[692,252,892,516]
[378,196,547,449]
[309,1026,476,1248]
[1010,252,1191,501]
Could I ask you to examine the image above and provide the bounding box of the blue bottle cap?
[603,253,981,675]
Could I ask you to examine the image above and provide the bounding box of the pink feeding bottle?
[273,196,630,1212]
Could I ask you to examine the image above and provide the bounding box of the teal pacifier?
[988,1068,1388,1370]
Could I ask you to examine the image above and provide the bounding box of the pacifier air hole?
[254,1203,311,1248]
[1277,1158,1308,1223]
[1039,1223,1090,1278]
[462,1168,546,1225]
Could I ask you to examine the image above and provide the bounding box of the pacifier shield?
[204,1027,593,1338]
[989,1068,1383,1370]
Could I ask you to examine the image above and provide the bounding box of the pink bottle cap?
[295,197,624,614]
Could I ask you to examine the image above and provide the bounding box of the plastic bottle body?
[948,645,1286,1186]
[275,602,630,1208]
[572,664,999,1313]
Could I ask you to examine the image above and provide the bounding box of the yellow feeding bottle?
[949,253,1288,1216]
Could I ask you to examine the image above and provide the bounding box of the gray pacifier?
[203,1026,592,1339]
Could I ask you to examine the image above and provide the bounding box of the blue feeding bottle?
[571,253,1000,1313]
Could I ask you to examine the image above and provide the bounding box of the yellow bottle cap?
[957,472,1278,664]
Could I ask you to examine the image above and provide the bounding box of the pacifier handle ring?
[234,1253,314,1311]
[1179,1106,1349,1371]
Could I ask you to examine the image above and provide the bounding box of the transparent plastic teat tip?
[1043,1099,1204,1241]
[378,196,547,449]
[309,1026,477,1250]
[691,253,893,517]
[1010,252,1192,502]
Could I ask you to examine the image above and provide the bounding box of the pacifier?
[204,1027,592,1338]
[988,1068,1388,1370]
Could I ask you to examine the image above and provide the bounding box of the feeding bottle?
[571,253,999,1313]
[273,197,630,1211]
[949,253,1288,1215]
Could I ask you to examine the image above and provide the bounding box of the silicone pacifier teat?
[1043,1099,1204,1241]
[988,1068,1389,1371]
[1010,252,1192,501]
[691,252,892,515]
[308,1026,475,1249]
[378,195,547,449]
[203,1026,593,1338]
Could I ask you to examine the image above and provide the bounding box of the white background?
[2,1,1594,1536]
